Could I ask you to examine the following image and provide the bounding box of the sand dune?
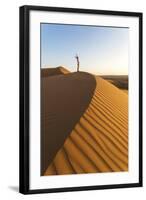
[100,75,128,91]
[41,69,96,174]
[41,66,70,77]
[41,67,128,176]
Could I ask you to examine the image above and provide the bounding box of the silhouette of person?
[75,54,80,72]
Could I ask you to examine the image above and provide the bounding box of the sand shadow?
[41,71,96,175]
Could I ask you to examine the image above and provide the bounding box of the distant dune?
[41,66,70,77]
[41,67,128,175]
[100,75,128,92]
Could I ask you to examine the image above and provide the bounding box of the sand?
[41,66,70,77]
[41,67,128,175]
[41,68,96,174]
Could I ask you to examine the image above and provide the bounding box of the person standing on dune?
[75,54,80,72]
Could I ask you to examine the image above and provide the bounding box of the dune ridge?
[43,74,128,175]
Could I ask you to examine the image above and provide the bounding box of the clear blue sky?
[41,23,129,75]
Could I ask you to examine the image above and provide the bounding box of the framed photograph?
[19,5,143,194]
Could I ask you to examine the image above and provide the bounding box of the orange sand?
[43,69,128,175]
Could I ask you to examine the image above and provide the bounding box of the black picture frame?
[19,5,143,194]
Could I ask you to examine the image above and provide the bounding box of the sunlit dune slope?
[42,67,128,175]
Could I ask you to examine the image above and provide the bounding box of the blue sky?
[41,23,129,75]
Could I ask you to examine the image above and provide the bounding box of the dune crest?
[43,75,128,175]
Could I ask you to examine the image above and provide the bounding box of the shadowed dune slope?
[41,71,96,175]
[44,76,128,176]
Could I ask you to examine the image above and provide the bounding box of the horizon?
[41,66,128,76]
[41,24,129,76]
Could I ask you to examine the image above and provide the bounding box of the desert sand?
[41,66,70,77]
[41,67,128,175]
[101,75,128,92]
